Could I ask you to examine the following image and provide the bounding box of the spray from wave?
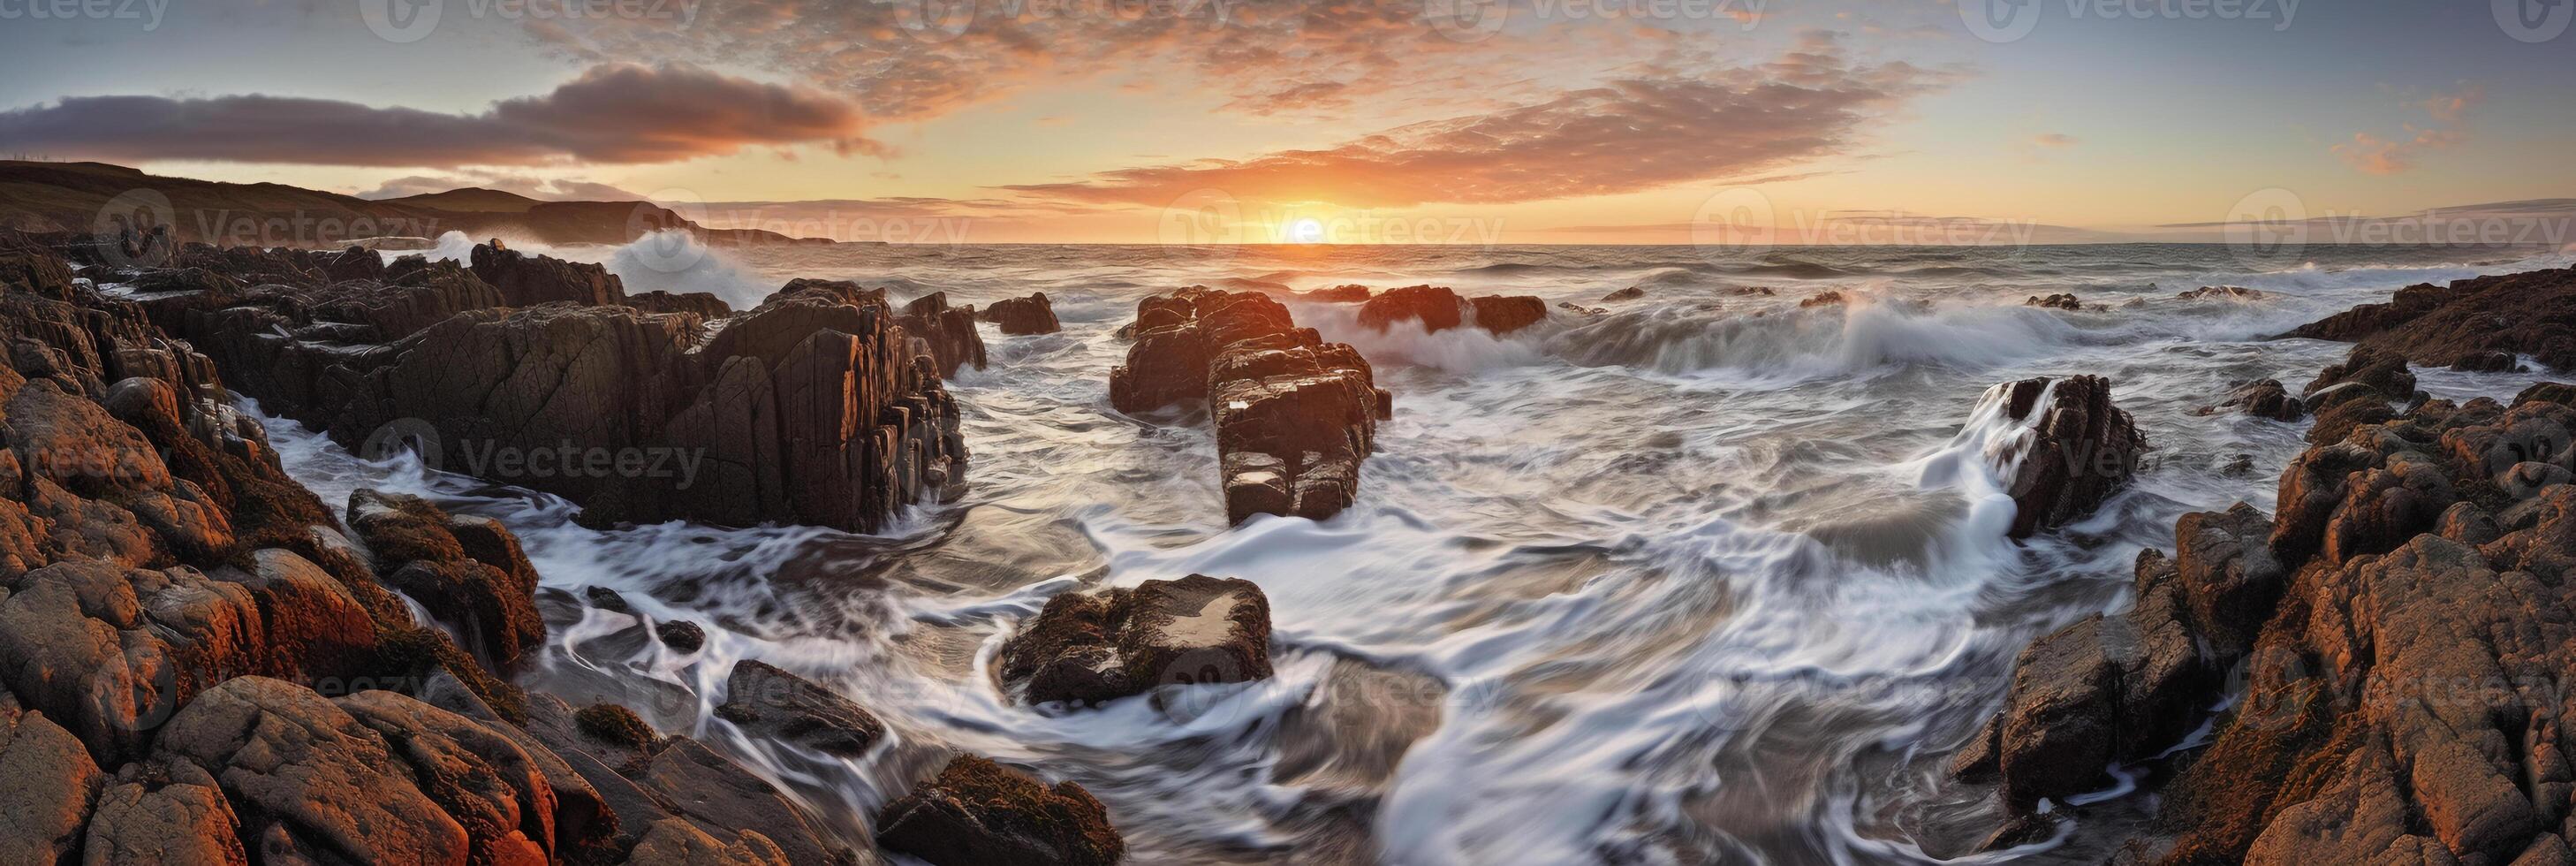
[407,230,777,310]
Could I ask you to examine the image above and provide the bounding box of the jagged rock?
[980,292,1061,335]
[1602,285,1647,302]
[469,241,625,307]
[1109,287,1390,522]
[2169,503,2284,657]
[2283,268,2576,369]
[998,574,1273,705]
[625,290,733,318]
[875,756,1123,866]
[2024,293,2083,310]
[899,292,988,376]
[347,490,545,673]
[2177,285,2262,300]
[713,660,883,756]
[1977,376,2148,538]
[1799,290,1847,308]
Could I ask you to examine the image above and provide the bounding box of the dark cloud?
[0,63,870,167]
[1000,38,1950,209]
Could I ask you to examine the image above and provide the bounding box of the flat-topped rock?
[999,574,1275,706]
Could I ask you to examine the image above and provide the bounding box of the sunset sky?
[2,0,2571,243]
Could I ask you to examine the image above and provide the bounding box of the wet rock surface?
[998,574,1275,705]
[1955,369,2576,864]
[2284,267,2576,369]
[875,755,1124,866]
[979,292,1062,335]
[0,231,1123,866]
[138,244,966,535]
[1981,376,2149,539]
[1355,285,1549,336]
[1110,286,1392,523]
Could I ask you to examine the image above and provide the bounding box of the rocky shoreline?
[3,221,2572,864]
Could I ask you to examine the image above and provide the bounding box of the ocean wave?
[1544,296,2080,384]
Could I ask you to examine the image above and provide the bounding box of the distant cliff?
[0,161,829,247]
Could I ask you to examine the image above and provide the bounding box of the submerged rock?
[1602,285,1647,302]
[2023,292,2083,310]
[998,574,1275,705]
[875,756,1123,866]
[1302,284,1371,303]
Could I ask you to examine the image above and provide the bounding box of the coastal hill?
[0,160,826,247]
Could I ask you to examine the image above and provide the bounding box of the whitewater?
[257,237,2574,863]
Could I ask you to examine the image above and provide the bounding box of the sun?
[1286,217,1327,244]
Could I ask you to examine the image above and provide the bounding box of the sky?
[0,0,2571,243]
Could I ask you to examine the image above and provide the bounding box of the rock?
[2170,503,2284,658]
[151,678,473,865]
[2024,293,2083,310]
[1357,285,1464,334]
[2452,350,2522,372]
[2307,396,2398,445]
[2177,285,2262,300]
[1602,285,1647,302]
[1975,376,2148,539]
[1354,285,1544,336]
[713,660,884,756]
[875,755,1123,866]
[625,290,734,318]
[2210,378,2304,422]
[998,574,1274,705]
[346,490,545,673]
[2282,268,2576,369]
[1727,286,1777,297]
[656,619,705,653]
[899,292,988,376]
[1557,302,1608,316]
[630,817,791,866]
[980,292,1062,335]
[82,758,248,865]
[2302,343,2416,409]
[1963,550,2217,811]
[1467,294,1548,335]
[638,738,844,866]
[1109,287,1390,522]
[0,708,105,864]
[1302,284,1370,303]
[1799,290,1846,308]
[584,585,632,614]
[468,242,625,307]
[1963,382,2576,862]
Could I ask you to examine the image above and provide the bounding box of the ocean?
[259,238,2574,863]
